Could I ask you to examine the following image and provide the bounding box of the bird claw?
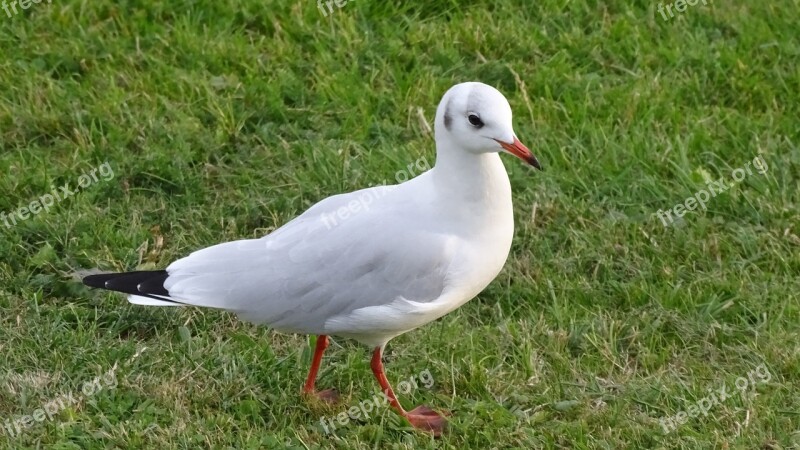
[405,405,448,436]
[308,388,340,404]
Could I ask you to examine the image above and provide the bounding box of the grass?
[1,0,799,448]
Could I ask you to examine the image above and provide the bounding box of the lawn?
[1,0,799,448]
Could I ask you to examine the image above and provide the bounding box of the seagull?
[83,81,541,436]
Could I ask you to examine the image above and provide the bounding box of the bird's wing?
[155,185,460,334]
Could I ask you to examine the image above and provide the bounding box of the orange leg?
[302,335,339,403]
[370,346,447,436]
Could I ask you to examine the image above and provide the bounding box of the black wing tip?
[82,270,168,292]
[137,272,170,296]
[83,273,118,289]
[82,270,187,305]
[104,270,168,294]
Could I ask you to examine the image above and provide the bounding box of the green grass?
[1,0,799,448]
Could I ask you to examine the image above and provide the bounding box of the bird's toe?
[310,388,340,404]
[405,405,448,436]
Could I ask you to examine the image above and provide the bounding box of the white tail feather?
[127,295,183,306]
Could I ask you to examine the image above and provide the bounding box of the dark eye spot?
[468,114,484,128]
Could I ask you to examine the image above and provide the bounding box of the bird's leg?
[370,346,447,436]
[302,335,339,403]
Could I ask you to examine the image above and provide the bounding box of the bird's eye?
[467,114,484,128]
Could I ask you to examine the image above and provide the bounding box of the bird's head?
[434,82,541,170]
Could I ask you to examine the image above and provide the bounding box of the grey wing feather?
[162,185,456,334]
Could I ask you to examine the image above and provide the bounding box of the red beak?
[496,137,542,170]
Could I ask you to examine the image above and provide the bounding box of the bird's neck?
[430,139,512,207]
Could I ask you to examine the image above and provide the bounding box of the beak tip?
[528,157,543,171]
[496,137,542,171]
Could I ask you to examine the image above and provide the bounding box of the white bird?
[83,81,541,435]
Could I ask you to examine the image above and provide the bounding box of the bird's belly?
[323,224,513,347]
